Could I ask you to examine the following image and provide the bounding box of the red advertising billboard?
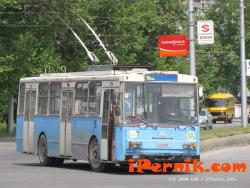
[158,35,189,57]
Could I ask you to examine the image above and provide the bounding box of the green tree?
[196,0,246,96]
[4,0,248,125]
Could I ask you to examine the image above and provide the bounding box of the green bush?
[0,123,16,137]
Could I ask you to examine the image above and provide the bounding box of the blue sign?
[145,74,178,81]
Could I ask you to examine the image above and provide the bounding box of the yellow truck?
[205,93,235,124]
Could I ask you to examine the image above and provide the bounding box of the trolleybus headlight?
[183,142,196,149]
[128,130,138,139]
[128,141,143,149]
[186,131,195,140]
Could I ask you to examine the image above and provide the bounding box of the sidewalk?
[201,133,250,152]
[0,137,15,142]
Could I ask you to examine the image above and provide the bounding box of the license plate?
[156,143,169,148]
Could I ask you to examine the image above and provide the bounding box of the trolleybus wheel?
[54,158,64,167]
[38,134,55,166]
[88,137,107,172]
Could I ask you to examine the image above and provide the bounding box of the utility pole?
[240,0,248,128]
[188,0,196,76]
[8,95,14,134]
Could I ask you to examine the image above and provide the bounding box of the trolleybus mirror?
[198,85,204,102]
[114,105,121,116]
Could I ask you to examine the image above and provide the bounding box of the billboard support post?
[188,0,196,76]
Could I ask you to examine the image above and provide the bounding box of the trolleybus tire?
[119,162,130,171]
[88,137,107,172]
[54,158,64,167]
[38,134,55,167]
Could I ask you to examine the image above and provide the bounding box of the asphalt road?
[210,118,242,129]
[0,143,249,188]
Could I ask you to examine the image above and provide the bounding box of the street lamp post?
[240,0,248,128]
[188,0,196,76]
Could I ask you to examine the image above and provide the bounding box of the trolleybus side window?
[49,83,61,115]
[38,83,49,115]
[75,82,88,115]
[18,83,25,114]
[88,82,102,116]
[124,91,133,116]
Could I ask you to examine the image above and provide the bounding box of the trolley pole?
[188,0,196,76]
[240,0,248,128]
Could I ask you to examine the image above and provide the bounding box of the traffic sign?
[197,20,214,45]
[246,59,250,76]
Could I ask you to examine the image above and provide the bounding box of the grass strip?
[201,126,250,140]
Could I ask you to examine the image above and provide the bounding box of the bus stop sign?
[246,59,250,76]
[197,20,214,45]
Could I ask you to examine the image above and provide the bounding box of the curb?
[0,137,16,142]
[201,133,250,152]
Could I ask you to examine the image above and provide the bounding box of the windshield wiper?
[127,116,150,124]
[167,118,196,130]
[127,116,157,129]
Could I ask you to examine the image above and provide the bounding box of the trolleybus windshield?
[124,83,198,126]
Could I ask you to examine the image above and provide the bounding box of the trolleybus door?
[101,89,118,161]
[60,90,73,156]
[23,89,36,154]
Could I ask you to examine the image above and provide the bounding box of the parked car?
[198,109,213,130]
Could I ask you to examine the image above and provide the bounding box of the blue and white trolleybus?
[16,65,200,171]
